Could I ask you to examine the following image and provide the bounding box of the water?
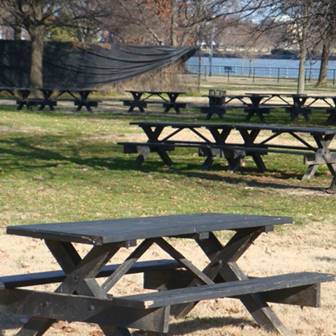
[186,56,336,80]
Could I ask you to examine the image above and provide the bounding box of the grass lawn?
[0,106,335,228]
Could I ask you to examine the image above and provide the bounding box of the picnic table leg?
[208,127,234,168]
[206,111,212,120]
[327,107,336,124]
[329,175,336,191]
[167,229,293,336]
[302,164,319,180]
[304,135,336,187]
[157,151,173,166]
[141,126,174,166]
[239,129,266,172]
[15,241,131,336]
[163,104,170,113]
[199,231,293,336]
[16,101,24,110]
[200,147,214,170]
[223,150,244,171]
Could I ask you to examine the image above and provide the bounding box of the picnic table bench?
[119,121,336,190]
[123,90,187,113]
[1,213,334,336]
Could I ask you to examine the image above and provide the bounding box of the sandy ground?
[0,220,335,336]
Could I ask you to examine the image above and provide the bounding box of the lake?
[186,57,336,80]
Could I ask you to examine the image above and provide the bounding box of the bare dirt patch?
[0,221,335,336]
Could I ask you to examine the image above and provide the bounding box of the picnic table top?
[0,87,98,92]
[7,213,292,246]
[126,90,186,94]
[131,121,336,135]
[244,93,271,97]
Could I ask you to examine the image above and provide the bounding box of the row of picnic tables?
[202,91,336,122]
[0,86,100,112]
[121,90,336,123]
[1,86,336,123]
[0,89,335,335]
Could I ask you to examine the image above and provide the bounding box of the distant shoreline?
[199,51,336,61]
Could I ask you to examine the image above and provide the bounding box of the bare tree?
[255,0,325,93]
[0,0,111,89]
[103,0,269,46]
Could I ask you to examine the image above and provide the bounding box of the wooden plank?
[0,289,170,333]
[0,260,181,289]
[144,270,323,307]
[121,272,335,309]
[7,214,291,245]
[130,121,336,135]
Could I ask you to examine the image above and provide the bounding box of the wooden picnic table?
[201,92,336,123]
[56,88,100,112]
[0,213,334,336]
[1,87,100,112]
[202,93,272,121]
[124,90,187,113]
[119,121,336,190]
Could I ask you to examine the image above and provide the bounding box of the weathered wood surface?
[0,259,181,289]
[7,213,291,245]
[121,272,335,309]
[144,270,324,307]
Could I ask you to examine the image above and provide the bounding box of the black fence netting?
[0,40,197,88]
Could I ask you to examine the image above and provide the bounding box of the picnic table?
[243,93,272,121]
[123,90,187,113]
[304,95,336,123]
[201,92,336,123]
[201,93,271,121]
[119,121,336,190]
[0,213,334,336]
[57,88,100,112]
[271,94,311,121]
[1,87,99,112]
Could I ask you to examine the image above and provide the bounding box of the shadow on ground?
[168,316,258,335]
[0,134,332,192]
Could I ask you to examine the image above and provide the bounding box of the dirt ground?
[0,220,335,336]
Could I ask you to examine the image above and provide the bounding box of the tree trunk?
[170,0,178,46]
[316,41,331,87]
[13,27,21,40]
[29,26,45,96]
[297,45,307,94]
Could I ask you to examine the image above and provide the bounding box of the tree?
[316,0,336,86]
[102,0,268,46]
[255,0,325,94]
[0,0,111,89]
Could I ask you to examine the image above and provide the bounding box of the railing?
[185,64,336,85]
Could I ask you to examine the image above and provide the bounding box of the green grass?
[0,107,335,229]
